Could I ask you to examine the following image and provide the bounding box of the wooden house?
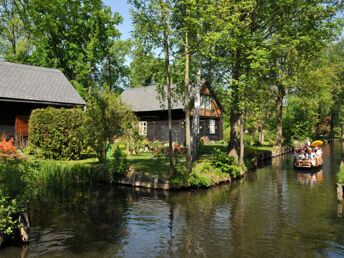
[121,83,223,144]
[0,61,85,140]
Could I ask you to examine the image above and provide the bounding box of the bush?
[211,148,240,176]
[0,138,16,154]
[338,165,344,184]
[0,160,29,242]
[85,89,137,162]
[170,163,211,188]
[106,146,129,180]
[29,107,86,160]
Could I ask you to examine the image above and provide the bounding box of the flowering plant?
[0,138,17,154]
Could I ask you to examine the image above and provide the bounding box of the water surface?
[1,142,344,257]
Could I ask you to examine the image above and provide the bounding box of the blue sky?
[103,0,133,40]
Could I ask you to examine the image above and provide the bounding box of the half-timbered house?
[0,61,85,140]
[121,83,223,144]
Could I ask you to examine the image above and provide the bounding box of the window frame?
[139,121,148,136]
[209,119,216,134]
[201,95,212,110]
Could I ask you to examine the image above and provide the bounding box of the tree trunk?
[191,21,203,160]
[160,3,175,176]
[341,124,344,139]
[191,67,202,160]
[184,21,192,173]
[88,61,92,100]
[329,114,335,139]
[275,85,285,148]
[227,53,241,162]
[108,53,113,90]
[259,106,264,143]
[239,111,244,166]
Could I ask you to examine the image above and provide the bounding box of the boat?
[294,157,323,170]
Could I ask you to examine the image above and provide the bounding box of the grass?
[338,164,344,184]
[127,152,185,176]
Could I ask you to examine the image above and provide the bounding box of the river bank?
[108,145,295,190]
[1,142,343,257]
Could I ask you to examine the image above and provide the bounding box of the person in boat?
[295,149,305,161]
[305,137,311,147]
[315,146,323,156]
[305,148,317,166]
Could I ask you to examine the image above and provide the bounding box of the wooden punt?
[294,157,323,170]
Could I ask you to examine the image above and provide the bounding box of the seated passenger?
[296,149,305,161]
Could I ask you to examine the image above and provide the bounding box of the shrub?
[0,137,16,154]
[106,146,129,180]
[338,165,344,184]
[0,160,29,241]
[29,107,85,160]
[170,163,211,188]
[85,89,137,162]
[211,148,240,176]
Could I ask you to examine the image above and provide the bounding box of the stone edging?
[110,146,295,191]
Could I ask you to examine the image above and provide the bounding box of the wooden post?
[338,202,343,217]
[337,184,343,202]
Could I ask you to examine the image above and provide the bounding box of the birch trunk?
[184,24,192,173]
[275,85,285,148]
[160,2,175,176]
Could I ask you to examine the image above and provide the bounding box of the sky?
[103,0,133,41]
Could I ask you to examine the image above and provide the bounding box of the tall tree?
[265,0,341,147]
[0,0,31,62]
[129,0,176,176]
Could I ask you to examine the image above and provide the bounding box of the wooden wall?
[135,109,223,143]
[0,101,78,141]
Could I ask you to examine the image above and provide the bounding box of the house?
[0,61,85,140]
[120,83,223,144]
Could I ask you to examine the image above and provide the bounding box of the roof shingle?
[121,85,183,112]
[0,61,85,105]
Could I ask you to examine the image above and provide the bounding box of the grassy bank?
[338,163,344,184]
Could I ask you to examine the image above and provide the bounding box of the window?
[139,121,147,136]
[209,119,216,134]
[201,95,212,110]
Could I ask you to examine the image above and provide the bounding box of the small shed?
[0,61,85,140]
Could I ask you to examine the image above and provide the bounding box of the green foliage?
[0,197,25,239]
[0,160,29,240]
[85,88,137,162]
[0,0,129,96]
[106,146,129,180]
[338,165,344,185]
[170,162,211,188]
[211,148,241,176]
[29,107,86,160]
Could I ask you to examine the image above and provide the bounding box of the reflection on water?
[1,143,344,257]
[295,169,324,186]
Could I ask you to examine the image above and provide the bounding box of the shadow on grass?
[128,153,184,176]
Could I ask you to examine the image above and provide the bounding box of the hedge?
[29,107,85,160]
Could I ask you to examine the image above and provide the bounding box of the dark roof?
[0,61,85,105]
[121,85,184,112]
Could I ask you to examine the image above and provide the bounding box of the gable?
[190,83,223,118]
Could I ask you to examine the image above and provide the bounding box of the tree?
[85,88,137,162]
[265,0,341,147]
[129,0,176,176]
[0,0,31,62]
[129,49,166,87]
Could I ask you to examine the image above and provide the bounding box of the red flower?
[0,138,16,154]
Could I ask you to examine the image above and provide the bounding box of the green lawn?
[127,152,185,176]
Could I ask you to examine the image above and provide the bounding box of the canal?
[1,142,344,257]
